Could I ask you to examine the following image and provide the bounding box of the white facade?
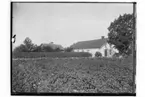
[73,43,117,57]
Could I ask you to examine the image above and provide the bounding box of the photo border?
[10,1,136,96]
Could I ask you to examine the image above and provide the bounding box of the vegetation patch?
[12,52,92,58]
[12,56,134,93]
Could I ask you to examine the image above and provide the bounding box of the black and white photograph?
[11,2,136,96]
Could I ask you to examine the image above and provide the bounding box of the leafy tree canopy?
[23,37,35,52]
[64,47,73,52]
[108,13,135,56]
[13,44,28,52]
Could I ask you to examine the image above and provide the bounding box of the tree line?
[13,37,73,53]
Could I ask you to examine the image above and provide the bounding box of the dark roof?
[40,43,64,50]
[71,38,108,49]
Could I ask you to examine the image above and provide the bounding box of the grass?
[12,56,135,93]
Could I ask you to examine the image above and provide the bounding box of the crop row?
[12,56,135,93]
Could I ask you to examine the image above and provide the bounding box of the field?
[12,55,135,93]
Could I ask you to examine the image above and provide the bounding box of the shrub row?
[12,52,92,58]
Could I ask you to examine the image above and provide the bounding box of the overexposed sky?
[13,3,133,48]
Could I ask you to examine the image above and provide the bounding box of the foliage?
[95,52,102,57]
[12,52,92,58]
[13,37,36,52]
[41,45,54,52]
[113,53,120,57]
[55,47,62,52]
[13,44,28,52]
[32,45,42,52]
[23,37,35,52]
[13,37,63,52]
[12,57,134,93]
[64,47,73,52]
[108,13,135,56]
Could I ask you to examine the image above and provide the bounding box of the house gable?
[71,37,118,57]
[71,38,108,49]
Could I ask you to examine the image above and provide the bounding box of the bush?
[54,47,62,52]
[113,53,124,58]
[95,52,102,57]
[41,45,54,52]
[32,45,42,52]
[13,44,28,53]
[12,52,92,58]
[64,47,73,52]
[13,37,37,53]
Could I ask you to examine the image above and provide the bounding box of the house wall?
[98,43,118,57]
[74,48,99,57]
[73,43,118,57]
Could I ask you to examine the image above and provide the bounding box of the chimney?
[101,36,105,39]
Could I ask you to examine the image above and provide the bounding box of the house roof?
[40,43,64,50]
[71,38,108,49]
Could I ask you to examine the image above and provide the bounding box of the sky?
[13,3,133,48]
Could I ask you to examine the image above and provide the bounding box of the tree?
[13,37,36,52]
[64,47,73,52]
[13,44,28,52]
[23,37,35,52]
[32,45,42,52]
[55,47,61,52]
[95,52,102,57]
[108,13,135,56]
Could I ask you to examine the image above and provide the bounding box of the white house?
[71,36,118,57]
